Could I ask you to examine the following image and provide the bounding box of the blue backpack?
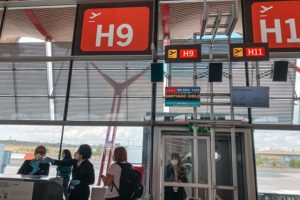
[112,163,143,200]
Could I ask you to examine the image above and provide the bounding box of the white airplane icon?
[89,12,101,20]
[260,5,273,14]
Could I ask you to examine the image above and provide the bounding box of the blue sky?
[254,130,300,151]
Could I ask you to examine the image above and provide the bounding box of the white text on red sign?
[251,1,300,49]
[96,24,133,47]
[245,47,266,57]
[179,49,198,58]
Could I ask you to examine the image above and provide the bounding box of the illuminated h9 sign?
[165,45,201,63]
[73,2,153,55]
[179,49,198,58]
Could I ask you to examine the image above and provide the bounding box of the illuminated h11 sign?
[242,0,300,52]
[229,43,269,62]
[165,45,201,63]
[245,47,266,57]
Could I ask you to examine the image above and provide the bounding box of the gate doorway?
[151,125,256,200]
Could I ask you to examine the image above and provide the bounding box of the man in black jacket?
[48,144,95,200]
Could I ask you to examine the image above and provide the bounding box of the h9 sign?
[73,2,153,55]
[243,0,300,52]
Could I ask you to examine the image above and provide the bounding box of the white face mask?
[171,159,178,166]
[35,153,43,160]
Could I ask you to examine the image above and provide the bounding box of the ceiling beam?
[160,0,235,4]
[160,3,170,38]
[0,0,236,9]
[0,0,76,9]
[24,9,52,40]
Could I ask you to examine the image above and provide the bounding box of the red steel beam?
[160,4,170,38]
[24,9,52,40]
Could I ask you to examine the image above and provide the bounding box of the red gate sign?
[179,49,198,59]
[165,44,201,63]
[245,47,266,57]
[73,2,153,55]
[243,0,300,52]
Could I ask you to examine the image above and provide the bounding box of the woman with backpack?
[103,146,143,200]
[164,153,188,200]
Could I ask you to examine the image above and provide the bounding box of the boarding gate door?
[152,126,256,200]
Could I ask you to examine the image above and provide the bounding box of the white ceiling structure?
[0,0,243,42]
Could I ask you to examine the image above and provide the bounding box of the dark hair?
[170,153,181,162]
[170,152,182,171]
[113,147,127,163]
[62,149,72,160]
[77,144,92,159]
[34,145,46,156]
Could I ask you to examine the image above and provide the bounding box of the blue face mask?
[35,153,43,160]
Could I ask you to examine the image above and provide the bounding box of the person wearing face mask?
[164,153,187,200]
[57,149,72,200]
[47,144,95,200]
[17,145,50,176]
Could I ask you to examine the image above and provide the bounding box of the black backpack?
[112,163,143,200]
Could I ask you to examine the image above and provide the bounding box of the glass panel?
[163,136,210,200]
[164,137,193,183]
[0,125,61,176]
[197,139,209,184]
[62,126,144,185]
[0,61,68,120]
[255,129,300,196]
[215,135,233,186]
[216,189,233,200]
[67,61,163,121]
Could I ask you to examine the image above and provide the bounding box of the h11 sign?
[230,43,269,62]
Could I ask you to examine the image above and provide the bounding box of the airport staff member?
[47,144,95,200]
[17,145,49,176]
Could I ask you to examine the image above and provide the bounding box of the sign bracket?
[199,0,238,43]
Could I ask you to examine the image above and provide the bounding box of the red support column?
[160,4,170,38]
[24,9,52,40]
